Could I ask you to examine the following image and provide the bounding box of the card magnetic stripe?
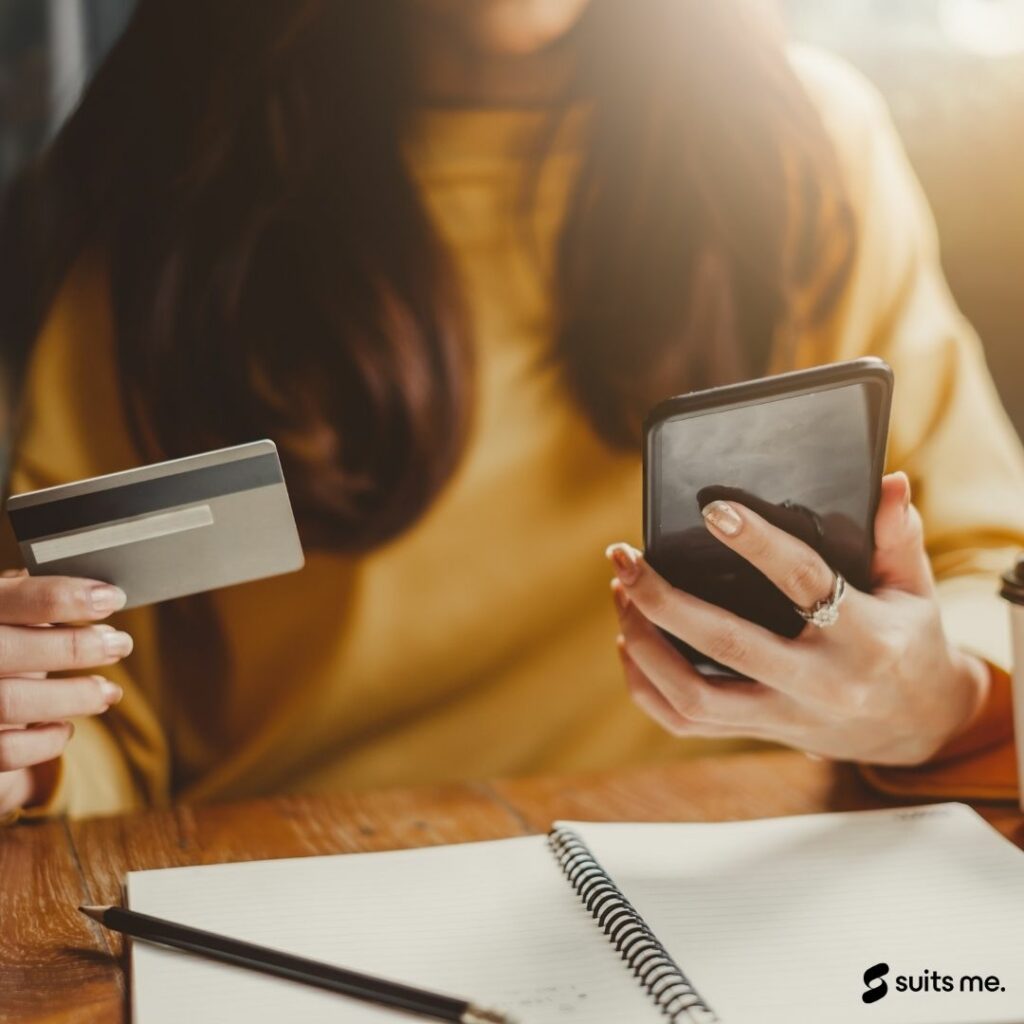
[9,453,283,541]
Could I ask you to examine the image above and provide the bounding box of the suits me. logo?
[861,963,1007,1003]
[863,962,890,1004]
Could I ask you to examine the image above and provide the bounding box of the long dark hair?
[0,0,854,551]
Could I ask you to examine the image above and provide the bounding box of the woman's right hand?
[0,573,133,817]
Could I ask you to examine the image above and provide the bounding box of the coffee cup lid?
[1001,554,1024,605]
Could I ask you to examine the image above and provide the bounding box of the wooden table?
[3,749,1022,1023]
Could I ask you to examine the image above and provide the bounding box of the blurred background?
[0,0,1022,432]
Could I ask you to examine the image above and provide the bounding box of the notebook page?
[127,834,657,1024]
[566,805,1024,1024]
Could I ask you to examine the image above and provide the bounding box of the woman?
[0,0,1021,820]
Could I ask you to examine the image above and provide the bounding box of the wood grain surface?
[1,749,1021,1023]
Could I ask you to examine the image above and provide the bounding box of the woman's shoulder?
[14,248,136,487]
[28,247,117,403]
[788,44,890,134]
[787,44,896,208]
[39,248,113,347]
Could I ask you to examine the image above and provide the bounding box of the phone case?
[642,357,893,676]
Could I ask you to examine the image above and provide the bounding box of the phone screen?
[646,379,887,667]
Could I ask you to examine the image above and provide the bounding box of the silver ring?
[795,572,846,629]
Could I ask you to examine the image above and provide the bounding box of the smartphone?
[643,357,893,676]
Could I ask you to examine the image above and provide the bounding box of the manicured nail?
[102,630,133,658]
[90,584,127,614]
[605,543,642,585]
[701,500,742,537]
[611,579,630,613]
[98,678,123,704]
[900,472,912,511]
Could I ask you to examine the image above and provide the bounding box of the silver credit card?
[6,440,304,608]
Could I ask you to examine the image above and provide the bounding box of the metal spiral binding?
[548,827,719,1024]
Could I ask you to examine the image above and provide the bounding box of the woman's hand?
[0,573,132,817]
[607,473,989,766]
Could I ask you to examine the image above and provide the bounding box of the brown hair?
[0,0,853,551]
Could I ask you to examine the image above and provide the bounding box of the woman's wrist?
[925,650,1012,765]
[947,648,992,739]
[900,647,993,768]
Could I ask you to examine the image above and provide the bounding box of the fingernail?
[901,473,912,511]
[98,677,123,704]
[611,579,630,613]
[90,584,127,614]
[102,630,133,658]
[702,500,743,537]
[605,543,642,585]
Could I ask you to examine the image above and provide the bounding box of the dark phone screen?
[646,380,885,669]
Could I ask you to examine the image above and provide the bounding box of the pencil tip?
[461,1007,516,1024]
[78,905,107,922]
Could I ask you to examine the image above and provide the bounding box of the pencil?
[79,905,514,1024]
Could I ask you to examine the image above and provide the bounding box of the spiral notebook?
[126,803,1024,1024]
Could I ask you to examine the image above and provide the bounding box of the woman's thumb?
[872,472,934,596]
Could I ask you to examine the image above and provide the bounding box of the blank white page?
[567,804,1024,1024]
[127,835,657,1024]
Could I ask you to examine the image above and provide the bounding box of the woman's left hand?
[606,472,989,766]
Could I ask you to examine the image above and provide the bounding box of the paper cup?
[1000,556,1024,810]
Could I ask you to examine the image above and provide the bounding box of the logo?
[861,964,1007,1004]
[862,963,890,1004]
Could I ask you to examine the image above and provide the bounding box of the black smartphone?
[643,357,893,676]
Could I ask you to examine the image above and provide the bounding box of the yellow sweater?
[7,50,1024,818]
